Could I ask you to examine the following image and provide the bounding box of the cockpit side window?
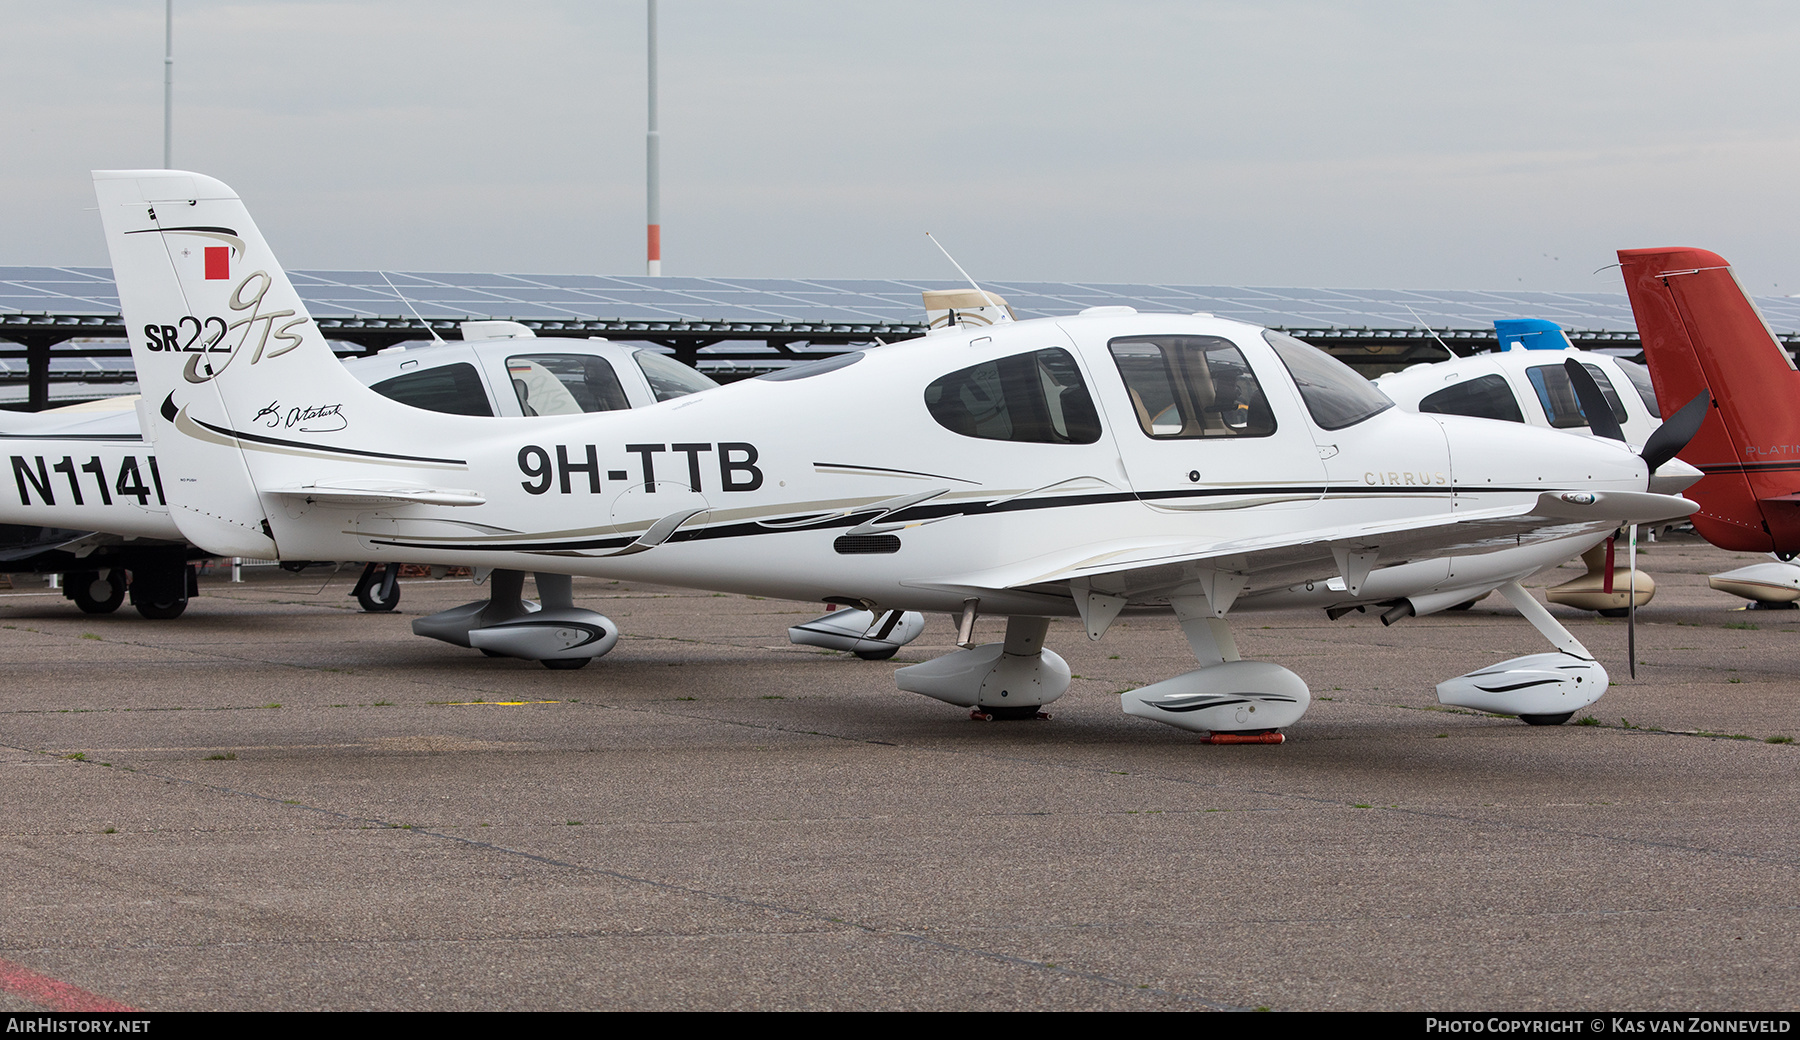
[924,347,1101,444]
[1418,374,1525,423]
[1263,330,1392,430]
[1108,335,1276,438]
[506,354,631,415]
[1612,358,1662,418]
[1526,363,1627,429]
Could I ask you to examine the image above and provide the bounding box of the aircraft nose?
[1648,456,1702,496]
[1437,415,1647,492]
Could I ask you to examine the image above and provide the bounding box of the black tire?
[541,658,590,670]
[356,569,401,612]
[130,562,191,620]
[135,595,188,620]
[1447,599,1479,611]
[1519,712,1574,726]
[69,571,125,615]
[1597,608,1630,618]
[479,648,505,658]
[854,646,899,661]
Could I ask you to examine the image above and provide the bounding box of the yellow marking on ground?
[443,700,559,706]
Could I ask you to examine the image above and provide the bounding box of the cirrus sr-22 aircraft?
[93,170,1704,740]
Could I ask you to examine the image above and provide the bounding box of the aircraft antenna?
[925,232,991,300]
[379,271,446,345]
[1403,304,1453,355]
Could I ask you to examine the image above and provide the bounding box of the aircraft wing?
[906,490,1697,601]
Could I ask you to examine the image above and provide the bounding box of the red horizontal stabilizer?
[1618,248,1800,552]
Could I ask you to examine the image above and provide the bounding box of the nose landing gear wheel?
[353,562,402,612]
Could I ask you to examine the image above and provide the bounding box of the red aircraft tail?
[1617,247,1800,553]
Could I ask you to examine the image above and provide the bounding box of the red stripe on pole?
[647,224,661,262]
[0,957,137,1012]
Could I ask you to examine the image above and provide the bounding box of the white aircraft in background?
[96,170,1702,738]
[0,321,924,661]
[1376,318,1693,616]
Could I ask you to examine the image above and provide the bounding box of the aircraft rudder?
[1619,247,1800,551]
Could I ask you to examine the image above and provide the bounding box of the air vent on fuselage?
[833,535,901,555]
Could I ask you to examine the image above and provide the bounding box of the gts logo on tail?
[141,270,308,383]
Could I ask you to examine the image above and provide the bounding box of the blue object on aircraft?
[1494,318,1573,351]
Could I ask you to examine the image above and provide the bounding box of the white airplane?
[1375,319,1687,616]
[95,170,1703,737]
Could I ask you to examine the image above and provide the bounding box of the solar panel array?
[10,265,1800,334]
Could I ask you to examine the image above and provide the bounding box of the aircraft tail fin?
[1617,247,1800,551]
[1493,318,1574,352]
[94,170,468,559]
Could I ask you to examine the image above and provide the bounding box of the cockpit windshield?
[1263,330,1392,430]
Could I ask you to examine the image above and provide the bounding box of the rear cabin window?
[1109,335,1275,438]
[370,362,493,417]
[1418,373,1525,423]
[1526,363,1627,429]
[635,349,721,402]
[1263,330,1392,430]
[924,347,1101,444]
[506,354,631,415]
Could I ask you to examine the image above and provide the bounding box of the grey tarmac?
[1,532,1796,1011]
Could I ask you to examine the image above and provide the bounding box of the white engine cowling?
[895,643,1070,709]
[788,608,925,659]
[1119,661,1311,734]
[1436,652,1606,719]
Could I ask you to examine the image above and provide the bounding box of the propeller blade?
[1640,389,1711,473]
[1627,523,1638,680]
[1564,358,1626,443]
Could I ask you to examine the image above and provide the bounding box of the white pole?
[645,0,661,277]
[163,0,173,169]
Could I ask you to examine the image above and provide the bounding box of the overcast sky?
[4,1,1799,293]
